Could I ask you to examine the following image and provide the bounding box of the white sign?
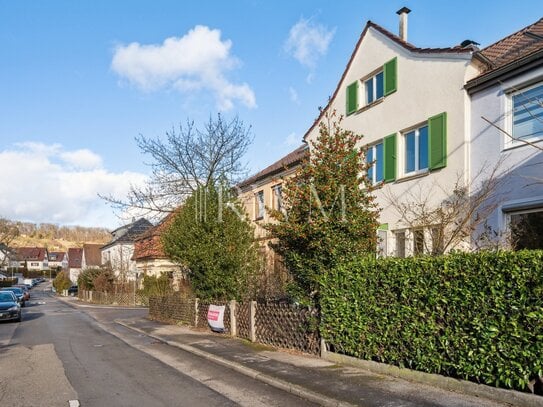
[207,304,225,332]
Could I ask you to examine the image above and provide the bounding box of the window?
[512,82,543,141]
[366,142,384,184]
[510,208,543,250]
[377,229,387,257]
[255,190,265,220]
[395,231,406,258]
[365,71,384,105]
[404,124,429,174]
[30,262,39,267]
[272,185,283,212]
[345,57,397,115]
[413,229,425,255]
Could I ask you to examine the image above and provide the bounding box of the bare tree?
[383,161,506,255]
[0,218,19,246]
[101,114,252,219]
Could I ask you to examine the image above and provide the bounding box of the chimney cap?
[396,7,411,15]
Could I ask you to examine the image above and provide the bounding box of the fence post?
[320,338,327,358]
[249,300,256,342]
[89,291,93,302]
[229,300,237,337]
[194,298,199,327]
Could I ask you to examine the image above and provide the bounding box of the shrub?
[138,273,173,298]
[53,271,71,292]
[320,250,543,391]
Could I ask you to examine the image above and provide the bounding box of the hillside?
[11,235,109,251]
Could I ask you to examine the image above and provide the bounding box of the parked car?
[13,285,30,301]
[67,285,78,296]
[1,287,25,307]
[0,291,21,322]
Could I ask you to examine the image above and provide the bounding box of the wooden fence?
[149,294,320,355]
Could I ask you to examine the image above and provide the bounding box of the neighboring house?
[302,8,485,257]
[466,17,543,249]
[132,214,185,290]
[82,243,102,269]
[237,144,308,293]
[101,218,153,280]
[68,248,83,284]
[15,247,49,270]
[48,251,68,270]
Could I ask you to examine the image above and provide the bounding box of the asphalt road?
[0,285,315,407]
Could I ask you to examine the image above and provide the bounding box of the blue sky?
[1,0,541,228]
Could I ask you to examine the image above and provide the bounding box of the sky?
[1,0,542,229]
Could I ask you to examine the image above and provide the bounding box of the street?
[0,285,315,407]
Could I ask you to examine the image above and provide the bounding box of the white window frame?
[505,80,543,149]
[364,70,384,105]
[401,123,429,177]
[367,142,384,184]
[255,190,265,220]
[272,184,283,212]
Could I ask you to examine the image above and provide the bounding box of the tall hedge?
[320,250,543,391]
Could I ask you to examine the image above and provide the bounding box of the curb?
[115,320,358,407]
[323,352,542,407]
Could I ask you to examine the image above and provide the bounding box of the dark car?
[1,287,25,307]
[68,285,78,296]
[13,285,30,301]
[0,291,21,322]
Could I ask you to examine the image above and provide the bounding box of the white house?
[466,17,543,249]
[15,247,49,270]
[48,251,68,270]
[101,218,153,280]
[68,247,82,284]
[303,8,482,256]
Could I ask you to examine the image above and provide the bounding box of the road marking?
[69,400,80,407]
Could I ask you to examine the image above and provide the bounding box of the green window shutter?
[428,112,447,170]
[383,133,396,182]
[346,81,358,115]
[383,57,397,96]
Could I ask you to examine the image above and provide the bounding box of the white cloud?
[0,142,147,228]
[111,25,256,111]
[284,132,299,147]
[288,86,300,104]
[284,17,335,69]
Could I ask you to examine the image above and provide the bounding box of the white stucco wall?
[101,243,137,279]
[305,27,478,255]
[469,66,543,242]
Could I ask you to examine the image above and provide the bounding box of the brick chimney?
[396,7,411,41]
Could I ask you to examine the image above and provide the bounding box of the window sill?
[394,170,429,184]
[255,216,264,222]
[356,97,384,115]
[502,136,543,152]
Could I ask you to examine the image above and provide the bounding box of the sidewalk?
[115,317,510,407]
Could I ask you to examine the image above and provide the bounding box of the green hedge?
[320,250,543,391]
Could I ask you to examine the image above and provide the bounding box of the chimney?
[396,7,411,41]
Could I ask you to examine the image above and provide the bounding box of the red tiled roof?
[467,17,543,88]
[303,20,474,141]
[83,244,102,267]
[15,247,47,262]
[48,251,66,262]
[237,145,308,189]
[477,18,543,73]
[68,248,83,269]
[132,213,176,261]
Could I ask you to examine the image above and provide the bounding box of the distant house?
[15,247,49,271]
[82,243,102,269]
[68,247,83,283]
[48,251,68,270]
[237,145,308,295]
[101,218,153,280]
[132,214,185,290]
